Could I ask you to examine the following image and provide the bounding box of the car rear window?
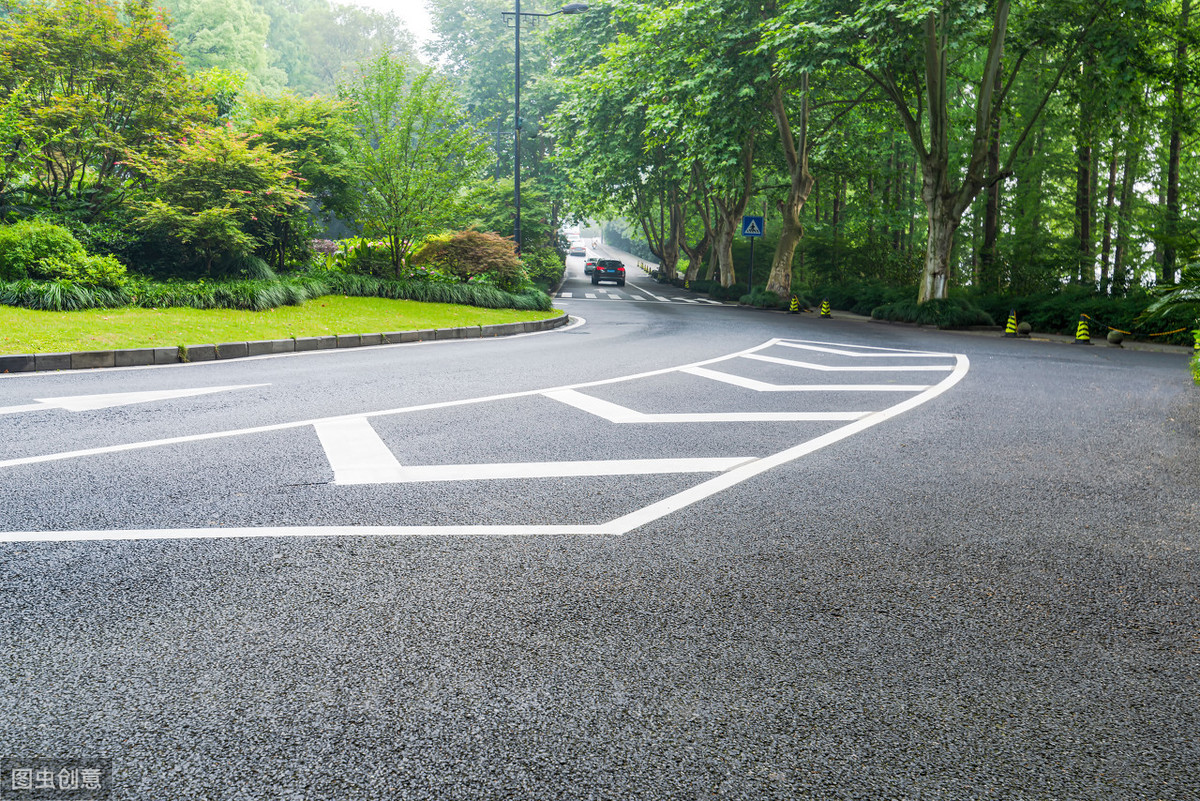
[597,260,623,268]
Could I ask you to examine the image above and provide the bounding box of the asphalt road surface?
[2,246,1198,800]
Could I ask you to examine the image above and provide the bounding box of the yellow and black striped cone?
[685,280,690,290]
[1074,314,1091,344]
[789,295,800,314]
[1004,310,1017,337]
[820,299,831,318]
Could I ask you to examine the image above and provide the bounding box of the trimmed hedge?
[0,271,553,313]
[872,296,995,328]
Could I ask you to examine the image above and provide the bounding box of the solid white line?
[543,389,868,423]
[681,366,930,392]
[313,417,404,484]
[0,403,46,416]
[743,354,954,372]
[779,339,955,356]
[675,298,700,304]
[775,342,955,358]
[36,384,270,412]
[0,524,619,543]
[604,354,971,534]
[0,338,781,470]
[351,457,756,484]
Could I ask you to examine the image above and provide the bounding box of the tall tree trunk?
[979,58,1003,291]
[1163,0,1190,283]
[1074,62,1094,285]
[920,192,960,302]
[765,76,814,298]
[682,170,714,282]
[1099,129,1119,292]
[1113,120,1143,295]
[711,134,756,287]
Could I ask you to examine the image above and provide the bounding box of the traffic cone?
[789,295,799,314]
[685,280,690,290]
[1004,310,1018,337]
[1074,314,1091,344]
[820,299,831,318]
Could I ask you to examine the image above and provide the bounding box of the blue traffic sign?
[741,216,764,237]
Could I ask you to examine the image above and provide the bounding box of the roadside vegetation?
[0,296,560,355]
[0,0,564,354]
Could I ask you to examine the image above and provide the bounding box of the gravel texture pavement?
[1,256,1197,799]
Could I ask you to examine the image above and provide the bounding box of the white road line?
[0,339,780,471]
[622,288,657,302]
[0,404,46,416]
[681,366,930,392]
[330,457,756,485]
[699,299,723,305]
[585,293,597,298]
[743,354,954,372]
[675,298,700,304]
[314,417,405,484]
[313,416,756,485]
[0,524,618,543]
[559,292,573,298]
[604,354,971,534]
[775,341,955,358]
[543,389,869,423]
[0,384,269,415]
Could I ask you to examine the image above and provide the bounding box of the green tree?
[339,55,489,274]
[156,0,287,93]
[127,123,306,274]
[765,0,1108,302]
[0,0,206,218]
[237,92,359,269]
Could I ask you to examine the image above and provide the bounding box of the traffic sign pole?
[748,237,754,293]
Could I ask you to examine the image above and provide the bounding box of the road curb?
[1,313,570,374]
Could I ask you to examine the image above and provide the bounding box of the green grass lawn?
[0,295,563,354]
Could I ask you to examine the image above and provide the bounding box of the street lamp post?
[501,2,588,253]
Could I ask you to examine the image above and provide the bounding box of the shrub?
[412,230,525,292]
[0,220,86,280]
[708,282,748,302]
[521,247,564,292]
[34,253,128,288]
[1192,330,1200,385]
[737,288,790,310]
[872,296,994,328]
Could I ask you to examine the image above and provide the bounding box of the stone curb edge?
[0,313,570,375]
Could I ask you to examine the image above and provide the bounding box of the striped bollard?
[1004,310,1017,338]
[1074,314,1091,345]
[789,295,800,314]
[820,299,831,318]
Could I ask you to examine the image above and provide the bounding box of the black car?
[591,258,625,286]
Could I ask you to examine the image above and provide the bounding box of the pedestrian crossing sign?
[741,216,764,237]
